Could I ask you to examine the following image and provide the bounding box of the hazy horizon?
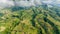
[0,0,60,8]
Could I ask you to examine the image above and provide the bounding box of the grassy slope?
[0,6,60,34]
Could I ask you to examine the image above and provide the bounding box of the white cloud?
[0,0,7,3]
[0,0,60,7]
[55,0,60,4]
[0,0,42,7]
[42,0,53,4]
[57,0,60,1]
[0,0,14,7]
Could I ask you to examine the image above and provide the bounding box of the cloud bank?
[0,0,60,8]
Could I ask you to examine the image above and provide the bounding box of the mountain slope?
[0,6,60,34]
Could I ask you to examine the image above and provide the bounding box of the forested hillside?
[0,6,60,34]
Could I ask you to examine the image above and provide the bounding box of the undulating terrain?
[0,5,60,34]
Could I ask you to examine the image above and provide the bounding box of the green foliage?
[0,6,60,34]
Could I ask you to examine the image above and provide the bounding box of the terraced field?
[0,6,60,34]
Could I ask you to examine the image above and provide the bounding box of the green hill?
[0,6,60,34]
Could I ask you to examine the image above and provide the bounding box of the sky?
[0,0,60,8]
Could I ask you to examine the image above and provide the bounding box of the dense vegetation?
[0,5,60,34]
